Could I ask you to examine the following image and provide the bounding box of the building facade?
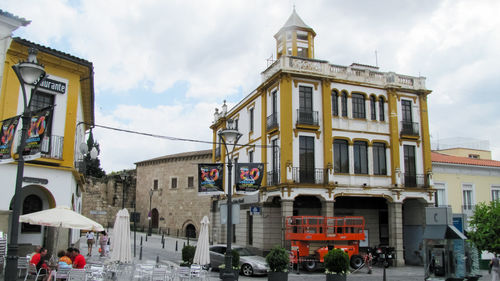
[210,9,434,266]
[135,150,213,238]
[0,35,94,253]
[432,149,500,217]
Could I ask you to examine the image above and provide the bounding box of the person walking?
[86,231,95,256]
[99,231,108,257]
[491,254,500,281]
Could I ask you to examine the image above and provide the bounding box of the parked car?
[209,245,269,276]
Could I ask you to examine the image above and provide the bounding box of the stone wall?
[81,170,137,230]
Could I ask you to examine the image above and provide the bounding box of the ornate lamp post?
[5,48,47,281]
[219,118,242,281]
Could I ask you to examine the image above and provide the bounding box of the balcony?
[461,204,476,218]
[403,173,425,188]
[292,167,327,184]
[400,121,419,136]
[266,113,279,131]
[296,109,319,126]
[267,170,280,186]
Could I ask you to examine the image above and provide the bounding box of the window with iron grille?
[370,96,377,120]
[332,90,339,116]
[341,91,348,117]
[372,142,386,175]
[171,178,177,189]
[188,176,194,189]
[153,179,158,190]
[379,97,385,121]
[352,93,366,119]
[334,139,349,173]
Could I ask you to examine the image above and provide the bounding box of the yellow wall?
[434,171,500,213]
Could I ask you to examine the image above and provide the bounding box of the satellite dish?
[79,143,88,154]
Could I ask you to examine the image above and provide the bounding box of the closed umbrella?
[110,209,132,263]
[193,216,210,266]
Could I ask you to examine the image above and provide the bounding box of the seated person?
[30,247,50,281]
[57,250,72,269]
[71,248,86,269]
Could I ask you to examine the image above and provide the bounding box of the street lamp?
[219,118,242,281]
[5,48,47,281]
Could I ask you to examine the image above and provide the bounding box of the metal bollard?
[145,233,148,242]
[383,266,387,281]
[140,236,143,260]
[175,241,178,252]
[156,255,160,267]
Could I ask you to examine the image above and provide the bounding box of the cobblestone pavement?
[1,231,493,281]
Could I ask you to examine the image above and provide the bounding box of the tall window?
[492,186,500,201]
[187,176,194,189]
[171,178,178,189]
[299,136,315,183]
[353,141,368,174]
[352,93,366,119]
[341,91,348,117]
[153,179,158,190]
[249,150,254,163]
[272,90,278,115]
[29,91,54,111]
[21,195,43,233]
[370,96,377,120]
[434,183,447,206]
[234,119,239,130]
[332,90,339,116]
[372,142,386,175]
[379,97,385,121]
[462,184,474,210]
[334,139,349,173]
[249,108,254,132]
[403,145,416,186]
[402,100,413,122]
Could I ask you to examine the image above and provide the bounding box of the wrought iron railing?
[296,109,319,126]
[400,121,419,136]
[267,170,280,186]
[41,135,64,159]
[292,167,327,184]
[266,113,279,131]
[403,173,425,187]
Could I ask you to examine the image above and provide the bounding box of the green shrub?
[266,245,290,272]
[323,248,349,275]
[182,245,196,266]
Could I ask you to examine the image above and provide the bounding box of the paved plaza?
[1,231,493,280]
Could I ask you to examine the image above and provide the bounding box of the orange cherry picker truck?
[285,216,366,271]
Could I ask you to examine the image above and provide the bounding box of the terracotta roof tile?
[431,152,500,167]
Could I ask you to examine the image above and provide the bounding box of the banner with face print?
[235,163,264,194]
[0,116,20,164]
[198,163,224,195]
[23,107,53,161]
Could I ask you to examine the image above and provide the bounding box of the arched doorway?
[293,195,322,216]
[185,224,196,238]
[151,208,159,229]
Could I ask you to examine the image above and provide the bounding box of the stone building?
[210,9,434,266]
[135,150,213,238]
[81,170,137,230]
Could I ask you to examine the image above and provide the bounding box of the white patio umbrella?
[193,216,210,266]
[19,205,104,255]
[110,208,132,263]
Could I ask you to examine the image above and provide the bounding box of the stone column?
[281,200,294,248]
[388,202,404,266]
[322,201,334,217]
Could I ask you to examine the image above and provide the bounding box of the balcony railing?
[461,204,476,217]
[215,147,221,159]
[267,170,280,186]
[296,109,319,126]
[292,167,327,184]
[403,173,425,187]
[266,113,279,131]
[400,121,419,136]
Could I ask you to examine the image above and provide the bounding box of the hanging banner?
[198,163,224,195]
[235,163,264,194]
[23,107,53,161]
[0,116,20,164]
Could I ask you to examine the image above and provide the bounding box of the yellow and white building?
[210,9,434,266]
[0,21,94,251]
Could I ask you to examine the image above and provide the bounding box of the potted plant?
[218,249,240,280]
[324,248,349,281]
[266,245,290,281]
[180,245,196,267]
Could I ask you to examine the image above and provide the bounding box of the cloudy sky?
[4,0,500,173]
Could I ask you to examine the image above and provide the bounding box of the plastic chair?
[190,264,202,278]
[67,268,87,281]
[24,263,46,281]
[54,267,71,280]
[17,256,30,278]
[176,266,191,281]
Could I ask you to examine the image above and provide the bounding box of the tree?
[468,200,500,254]
[83,129,105,178]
